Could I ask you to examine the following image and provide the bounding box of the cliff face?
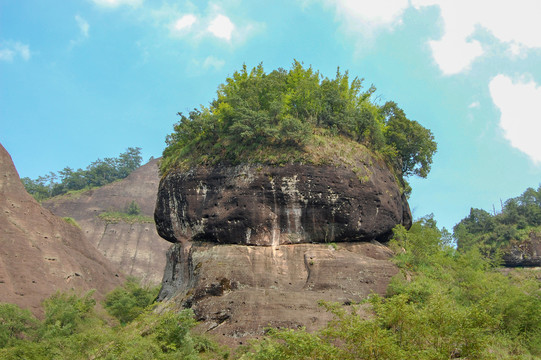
[155,162,411,246]
[43,159,169,285]
[158,241,398,346]
[0,143,123,316]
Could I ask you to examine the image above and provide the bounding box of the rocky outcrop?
[502,231,541,267]
[0,143,123,316]
[43,159,169,284]
[155,163,411,246]
[158,241,398,346]
[154,159,409,345]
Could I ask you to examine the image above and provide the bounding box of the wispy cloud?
[202,56,225,70]
[0,41,31,62]
[321,0,409,37]
[91,0,142,8]
[75,15,90,38]
[489,74,541,163]
[468,101,480,109]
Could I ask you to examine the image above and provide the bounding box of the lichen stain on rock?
[155,163,412,246]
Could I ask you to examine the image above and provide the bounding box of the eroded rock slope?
[0,143,123,316]
[43,159,169,284]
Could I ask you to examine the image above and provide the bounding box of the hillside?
[0,143,123,316]
[42,159,170,285]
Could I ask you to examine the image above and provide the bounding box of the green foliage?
[0,285,225,360]
[382,101,437,178]
[161,61,437,186]
[104,277,160,325]
[41,290,96,338]
[0,303,39,348]
[454,184,541,254]
[23,147,143,201]
[126,200,141,216]
[97,211,154,224]
[62,217,81,229]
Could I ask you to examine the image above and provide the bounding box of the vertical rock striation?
[155,163,412,246]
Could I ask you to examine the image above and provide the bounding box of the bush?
[104,277,160,325]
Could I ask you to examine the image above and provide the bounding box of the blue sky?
[2,0,541,232]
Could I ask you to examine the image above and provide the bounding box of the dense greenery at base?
[237,217,541,359]
[22,147,143,202]
[454,185,541,254]
[0,279,226,360]
[161,61,437,190]
[3,216,541,358]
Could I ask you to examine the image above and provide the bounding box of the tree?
[382,101,437,178]
[103,277,159,325]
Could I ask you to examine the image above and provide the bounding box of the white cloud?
[207,14,235,41]
[0,41,31,62]
[489,74,541,163]
[323,0,541,75]
[324,0,409,36]
[91,0,142,8]
[75,15,90,37]
[411,0,541,74]
[173,14,197,33]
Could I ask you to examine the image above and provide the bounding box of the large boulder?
[155,162,411,246]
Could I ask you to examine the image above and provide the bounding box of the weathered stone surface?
[155,162,411,246]
[0,143,123,316]
[43,159,169,284]
[502,231,541,267]
[157,241,398,346]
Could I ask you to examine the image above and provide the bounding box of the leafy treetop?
[454,184,541,254]
[22,147,143,201]
[161,61,436,187]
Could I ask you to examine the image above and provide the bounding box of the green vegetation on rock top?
[454,184,541,255]
[161,61,437,188]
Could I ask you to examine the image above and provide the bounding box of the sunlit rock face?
[157,241,398,346]
[155,163,411,246]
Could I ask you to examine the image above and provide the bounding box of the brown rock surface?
[0,143,123,316]
[155,162,411,246]
[43,159,169,284]
[502,231,541,267]
[158,241,398,346]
